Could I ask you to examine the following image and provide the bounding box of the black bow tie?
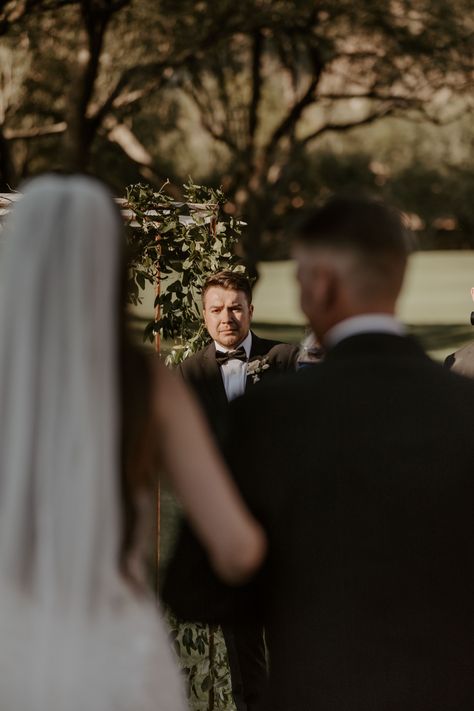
[215,346,248,366]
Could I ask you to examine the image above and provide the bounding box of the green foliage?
[125,178,245,363]
[166,610,236,711]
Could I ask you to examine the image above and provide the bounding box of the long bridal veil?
[0,176,186,711]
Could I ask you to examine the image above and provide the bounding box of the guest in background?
[444,286,474,378]
[296,329,324,368]
[0,175,265,711]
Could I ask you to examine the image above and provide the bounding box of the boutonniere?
[247,357,271,384]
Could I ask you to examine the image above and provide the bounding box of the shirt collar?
[324,314,406,349]
[214,331,253,358]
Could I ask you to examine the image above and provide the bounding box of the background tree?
[1,0,473,264]
[0,0,241,186]
[170,0,473,271]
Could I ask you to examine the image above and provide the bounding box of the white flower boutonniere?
[247,357,271,384]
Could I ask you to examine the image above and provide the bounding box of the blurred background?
[1,0,473,353]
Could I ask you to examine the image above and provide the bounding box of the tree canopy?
[1,0,473,264]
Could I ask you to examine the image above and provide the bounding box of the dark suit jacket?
[178,331,298,443]
[164,333,474,711]
[444,339,474,379]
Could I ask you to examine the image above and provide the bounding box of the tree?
[0,0,248,188]
[168,0,473,272]
[1,0,473,263]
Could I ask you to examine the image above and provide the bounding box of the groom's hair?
[202,270,253,306]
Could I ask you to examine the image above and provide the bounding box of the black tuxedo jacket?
[178,331,298,443]
[164,332,474,711]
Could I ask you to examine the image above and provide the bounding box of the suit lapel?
[249,332,267,360]
[326,333,428,362]
[201,342,229,411]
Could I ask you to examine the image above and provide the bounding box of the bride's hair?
[0,173,153,602]
[119,328,156,590]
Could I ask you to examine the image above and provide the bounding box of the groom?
[178,269,297,711]
[179,269,298,442]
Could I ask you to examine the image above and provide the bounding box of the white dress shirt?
[325,314,407,349]
[215,331,252,401]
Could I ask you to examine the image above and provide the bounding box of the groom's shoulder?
[236,362,323,414]
[178,342,213,376]
[251,333,299,367]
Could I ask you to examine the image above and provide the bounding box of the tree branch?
[4,121,67,139]
[263,47,324,165]
[399,105,473,127]
[100,118,181,197]
[90,11,254,138]
[317,92,421,105]
[88,61,171,132]
[188,81,239,154]
[300,103,398,146]
[0,0,78,36]
[248,29,263,151]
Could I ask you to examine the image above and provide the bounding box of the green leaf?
[143,321,155,343]
[160,221,177,233]
[201,674,213,693]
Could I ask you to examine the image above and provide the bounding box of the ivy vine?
[125,178,245,364]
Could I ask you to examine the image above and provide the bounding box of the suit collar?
[249,331,270,359]
[325,315,406,349]
[200,341,228,408]
[202,340,218,360]
[326,332,428,361]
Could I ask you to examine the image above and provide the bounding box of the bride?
[0,175,265,710]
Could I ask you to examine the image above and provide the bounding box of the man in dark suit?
[178,269,298,711]
[179,270,297,443]
[165,198,474,710]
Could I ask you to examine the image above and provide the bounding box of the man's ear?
[312,264,337,311]
[324,268,340,310]
[249,303,254,319]
[470,287,474,303]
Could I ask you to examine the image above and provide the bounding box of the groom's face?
[203,286,254,348]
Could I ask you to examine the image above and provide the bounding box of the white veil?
[0,176,186,711]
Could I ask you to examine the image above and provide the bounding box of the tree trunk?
[63,9,109,171]
[0,128,15,191]
[240,191,276,282]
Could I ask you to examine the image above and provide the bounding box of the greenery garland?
[125,178,245,364]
